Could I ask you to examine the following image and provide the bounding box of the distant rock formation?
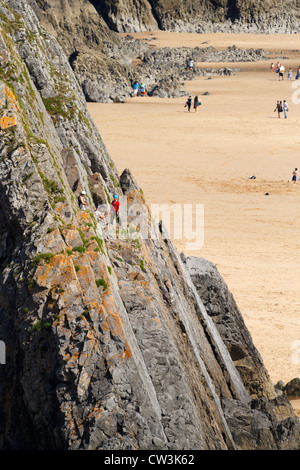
[89,0,159,32]
[95,0,300,33]
[0,0,299,450]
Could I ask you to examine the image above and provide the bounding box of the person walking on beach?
[270,62,274,72]
[185,96,192,112]
[274,100,283,118]
[279,64,285,80]
[283,100,288,118]
[287,68,292,80]
[193,95,201,113]
[289,168,298,184]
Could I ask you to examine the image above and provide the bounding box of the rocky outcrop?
[0,0,299,450]
[24,1,280,103]
[98,0,300,33]
[90,0,159,32]
[184,257,275,398]
[282,378,300,398]
[137,45,268,97]
[26,0,149,102]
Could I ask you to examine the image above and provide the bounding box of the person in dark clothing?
[185,96,192,112]
[78,190,88,210]
[194,95,201,113]
[274,100,283,118]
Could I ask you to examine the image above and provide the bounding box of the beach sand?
[87,32,300,390]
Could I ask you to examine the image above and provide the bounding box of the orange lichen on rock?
[76,210,93,226]
[73,251,133,365]
[87,252,108,281]
[32,241,132,369]
[33,253,79,291]
[126,188,145,207]
[61,228,83,249]
[75,263,97,294]
[101,292,132,364]
[127,271,147,283]
[55,203,65,213]
[80,224,95,243]
[86,239,99,252]
[0,114,17,129]
[4,86,19,111]
[0,85,20,130]
[39,229,67,253]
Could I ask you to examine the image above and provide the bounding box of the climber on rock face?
[78,190,87,210]
[94,207,108,225]
[110,194,121,225]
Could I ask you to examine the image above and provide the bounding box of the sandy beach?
[87,32,300,390]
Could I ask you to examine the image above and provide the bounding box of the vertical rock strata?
[89,0,159,32]
[26,0,149,103]
[0,0,299,450]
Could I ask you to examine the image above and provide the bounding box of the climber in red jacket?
[110,194,121,225]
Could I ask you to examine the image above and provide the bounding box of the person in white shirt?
[291,168,298,184]
[283,100,288,118]
[279,64,285,81]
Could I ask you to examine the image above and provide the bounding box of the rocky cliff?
[23,1,289,104]
[0,0,299,450]
[94,0,300,33]
[26,0,149,102]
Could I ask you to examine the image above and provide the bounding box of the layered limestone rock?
[99,0,300,33]
[0,0,299,450]
[184,257,276,398]
[26,0,149,102]
[89,0,159,32]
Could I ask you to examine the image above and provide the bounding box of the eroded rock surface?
[98,0,300,33]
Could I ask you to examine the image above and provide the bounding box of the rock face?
[90,0,159,32]
[185,257,271,396]
[0,0,299,450]
[26,0,149,102]
[99,0,300,33]
[285,378,300,397]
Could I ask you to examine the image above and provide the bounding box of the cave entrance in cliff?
[69,50,79,69]
[227,0,240,22]
[88,0,112,29]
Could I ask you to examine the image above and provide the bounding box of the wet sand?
[87,32,300,388]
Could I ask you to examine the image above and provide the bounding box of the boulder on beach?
[285,378,300,397]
